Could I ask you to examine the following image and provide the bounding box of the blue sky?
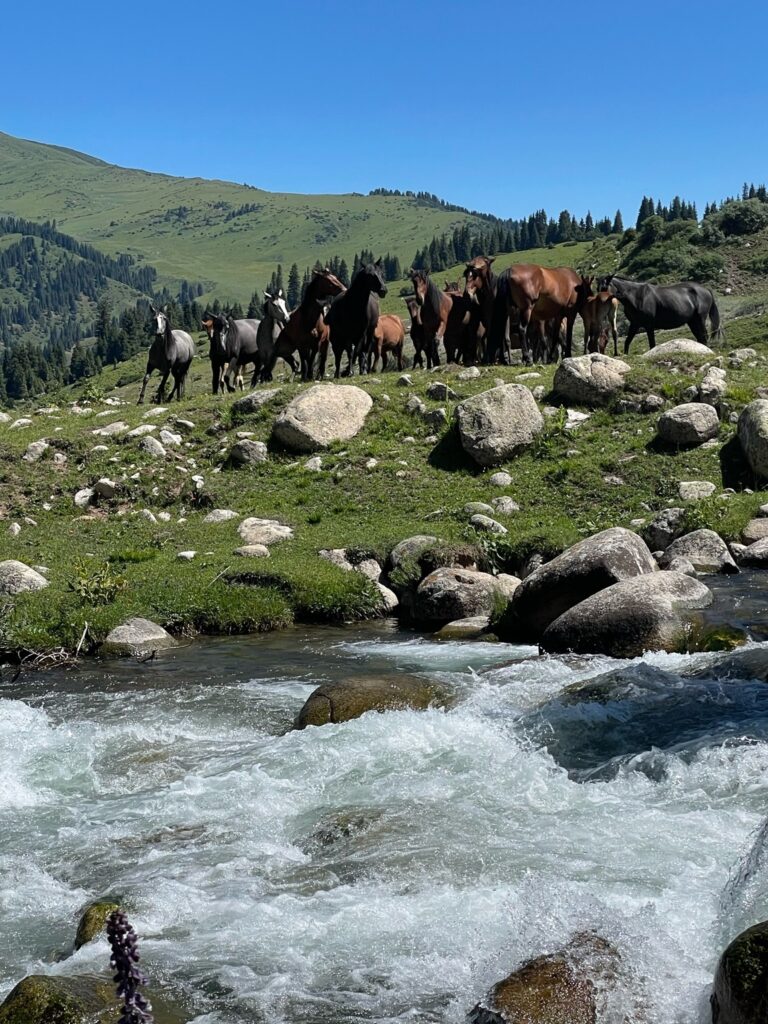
[3,0,766,223]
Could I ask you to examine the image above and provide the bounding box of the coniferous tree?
[287,263,301,308]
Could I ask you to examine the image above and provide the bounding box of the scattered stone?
[642,393,665,413]
[657,403,719,446]
[74,901,120,950]
[74,487,95,509]
[238,517,293,546]
[376,582,399,612]
[0,411,11,424]
[7,522,21,537]
[365,457,378,470]
[140,509,158,524]
[603,474,624,486]
[665,555,697,575]
[728,347,758,366]
[103,617,176,655]
[127,423,157,438]
[414,567,512,624]
[231,389,281,416]
[710,920,768,1024]
[388,535,438,569]
[304,456,323,471]
[643,507,686,551]
[553,353,631,406]
[177,550,196,561]
[742,518,768,544]
[662,529,738,574]
[70,405,93,416]
[0,561,49,595]
[295,674,448,728]
[456,384,544,467]
[738,399,768,479]
[157,511,171,522]
[427,381,458,401]
[91,444,109,453]
[93,478,116,499]
[175,418,195,431]
[273,384,372,452]
[230,439,268,466]
[541,571,713,657]
[22,440,49,462]
[470,514,508,535]
[489,471,512,487]
[678,480,716,500]
[641,338,714,361]
[565,409,591,429]
[532,385,545,401]
[491,496,520,515]
[9,418,33,429]
[92,420,129,437]
[699,365,727,406]
[52,452,67,466]
[159,428,182,447]
[319,548,354,572]
[435,615,490,640]
[233,544,271,558]
[406,395,426,415]
[203,509,238,524]
[464,501,495,516]
[397,374,412,387]
[422,406,448,429]
[0,975,120,1024]
[457,365,481,380]
[740,538,768,568]
[140,435,166,458]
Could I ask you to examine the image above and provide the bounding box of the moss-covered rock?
[711,920,768,1024]
[0,974,119,1024]
[294,675,450,728]
[74,901,120,950]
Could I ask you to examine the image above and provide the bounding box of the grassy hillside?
[0,132,497,302]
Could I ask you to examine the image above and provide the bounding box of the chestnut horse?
[485,263,583,364]
[269,268,346,380]
[408,269,452,368]
[578,276,620,354]
[369,314,405,371]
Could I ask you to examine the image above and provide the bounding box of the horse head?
[311,268,347,300]
[358,258,388,298]
[201,315,215,340]
[150,305,169,337]
[408,268,430,307]
[264,288,290,326]
[598,274,618,295]
[463,256,495,301]
[576,275,595,308]
[444,280,460,293]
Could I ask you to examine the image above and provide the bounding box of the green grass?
[1,311,768,656]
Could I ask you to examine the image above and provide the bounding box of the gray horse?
[255,288,293,382]
[138,306,195,404]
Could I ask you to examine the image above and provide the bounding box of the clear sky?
[3,0,766,224]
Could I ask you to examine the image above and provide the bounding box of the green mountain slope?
[0,132,496,301]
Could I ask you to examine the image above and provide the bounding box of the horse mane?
[426,277,443,313]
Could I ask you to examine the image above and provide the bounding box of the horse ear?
[375,258,382,267]
[487,257,496,265]
[278,288,283,297]
[264,291,271,299]
[150,304,157,314]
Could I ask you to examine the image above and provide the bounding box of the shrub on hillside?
[712,198,768,237]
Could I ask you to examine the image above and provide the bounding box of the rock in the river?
[294,675,449,728]
[710,921,768,1024]
[272,384,372,452]
[238,517,293,546]
[456,384,543,467]
[230,439,268,467]
[0,975,119,1024]
[232,389,281,416]
[503,527,657,638]
[74,901,120,950]
[376,582,399,612]
[740,538,768,568]
[738,399,768,479]
[435,615,491,640]
[541,571,713,657]
[661,529,738,574]
[552,353,630,407]
[641,338,714,361]
[657,403,719,446]
[414,567,512,624]
[643,507,686,551]
[0,560,49,595]
[102,617,176,656]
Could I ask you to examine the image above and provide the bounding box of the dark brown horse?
[462,256,498,344]
[408,269,452,368]
[578,276,620,354]
[369,314,405,371]
[269,269,346,380]
[403,297,426,368]
[325,260,387,377]
[442,289,483,365]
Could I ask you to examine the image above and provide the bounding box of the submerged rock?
[435,615,491,640]
[0,975,119,1024]
[74,901,120,950]
[294,675,449,728]
[711,920,768,1024]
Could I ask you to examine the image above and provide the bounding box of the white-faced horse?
[138,306,195,404]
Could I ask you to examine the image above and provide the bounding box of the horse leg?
[689,315,708,346]
[646,328,656,350]
[519,309,533,365]
[611,318,619,357]
[155,370,170,403]
[137,362,153,404]
[623,324,639,355]
[211,360,221,395]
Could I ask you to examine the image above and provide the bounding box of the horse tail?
[709,293,724,343]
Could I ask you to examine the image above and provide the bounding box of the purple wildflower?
[106,909,154,1024]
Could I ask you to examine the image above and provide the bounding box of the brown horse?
[271,269,346,380]
[462,256,498,343]
[408,269,452,368]
[403,297,426,368]
[485,263,584,364]
[369,314,405,371]
[441,290,483,364]
[578,276,620,354]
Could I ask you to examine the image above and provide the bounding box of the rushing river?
[3,575,768,1023]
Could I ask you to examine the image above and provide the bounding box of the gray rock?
[678,480,716,500]
[388,535,438,569]
[665,556,697,575]
[356,558,382,582]
[140,509,157,523]
[397,374,413,387]
[0,560,49,595]
[102,617,176,655]
[177,550,196,561]
[457,365,481,380]
[506,527,658,637]
[140,435,166,458]
[740,538,768,567]
[661,529,738,574]
[92,420,129,437]
[489,471,512,487]
[22,440,49,462]
[541,571,713,657]
[553,353,630,407]
[470,514,508,535]
[427,382,458,401]
[273,384,372,452]
[375,583,399,612]
[74,487,95,508]
[175,419,195,431]
[203,508,238,524]
[710,920,768,1024]
[456,384,544,467]
[532,385,545,401]
[406,395,426,415]
[491,496,520,515]
[414,567,512,624]
[319,548,354,572]
[231,389,281,415]
[742,518,768,544]
[159,429,182,447]
[238,517,293,545]
[496,573,522,599]
[698,366,727,406]
[0,410,11,424]
[7,523,21,537]
[93,478,117,499]
[728,347,758,366]
[9,417,33,429]
[422,406,448,429]
[230,439,268,466]
[435,615,491,640]
[657,403,719,446]
[126,423,157,437]
[641,339,714,361]
[304,456,323,471]
[738,399,768,479]
[642,394,665,413]
[233,544,271,558]
[464,501,495,516]
[643,507,686,550]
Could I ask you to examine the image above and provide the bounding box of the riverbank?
[1,316,768,660]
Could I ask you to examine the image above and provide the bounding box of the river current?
[3,575,768,1023]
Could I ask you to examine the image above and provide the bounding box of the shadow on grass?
[427,426,479,473]
[719,435,759,491]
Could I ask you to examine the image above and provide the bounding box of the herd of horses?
[137,259,724,403]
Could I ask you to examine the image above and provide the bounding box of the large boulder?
[661,529,738,574]
[272,384,372,452]
[552,353,630,407]
[657,403,719,447]
[711,921,768,1024]
[414,567,510,624]
[456,384,544,467]
[294,675,449,728]
[468,933,623,1024]
[540,571,713,658]
[238,517,293,546]
[640,338,714,361]
[0,975,119,1024]
[0,560,49,595]
[387,535,438,570]
[102,617,176,656]
[738,400,768,479]
[503,528,657,638]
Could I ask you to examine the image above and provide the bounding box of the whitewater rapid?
[2,623,768,1023]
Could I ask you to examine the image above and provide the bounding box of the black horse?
[602,275,723,353]
[205,313,261,392]
[324,260,387,377]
